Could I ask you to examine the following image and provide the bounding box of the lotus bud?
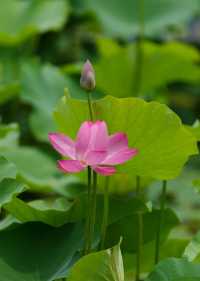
[80,59,96,91]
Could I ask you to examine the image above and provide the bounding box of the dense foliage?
[0,1,200,280]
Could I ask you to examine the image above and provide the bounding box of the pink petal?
[89,120,109,150]
[75,121,109,159]
[75,121,93,158]
[103,148,138,165]
[58,160,85,173]
[93,166,116,176]
[48,133,75,159]
[108,133,128,153]
[85,150,107,165]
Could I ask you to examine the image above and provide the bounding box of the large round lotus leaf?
[0,222,84,281]
[54,95,197,180]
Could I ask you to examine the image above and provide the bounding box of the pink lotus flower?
[49,121,138,176]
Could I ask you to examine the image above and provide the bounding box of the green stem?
[84,90,95,255]
[133,0,144,96]
[155,180,167,264]
[136,175,140,194]
[87,91,94,121]
[135,176,143,281]
[136,213,143,281]
[88,171,98,253]
[84,167,92,255]
[100,177,110,250]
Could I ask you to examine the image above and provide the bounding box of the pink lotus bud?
[80,59,96,91]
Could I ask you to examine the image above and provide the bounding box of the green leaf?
[4,193,146,228]
[20,61,86,142]
[0,157,17,181]
[0,123,19,149]
[0,146,74,193]
[68,242,124,281]
[183,231,200,262]
[186,120,200,141]
[105,208,179,253]
[4,197,76,227]
[0,0,69,45]
[0,222,84,281]
[0,48,22,104]
[0,178,26,207]
[95,39,200,98]
[80,0,199,37]
[54,95,197,180]
[145,258,200,281]
[0,122,82,193]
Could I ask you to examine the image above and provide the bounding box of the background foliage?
[0,0,200,280]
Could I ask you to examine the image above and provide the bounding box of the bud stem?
[87,91,94,121]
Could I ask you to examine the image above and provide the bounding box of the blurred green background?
[1,0,200,142]
[0,1,200,280]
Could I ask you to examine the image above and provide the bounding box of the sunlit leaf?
[54,95,197,180]
[186,120,200,141]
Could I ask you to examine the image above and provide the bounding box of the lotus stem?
[87,91,94,121]
[84,90,94,255]
[155,180,167,264]
[136,176,143,281]
[84,166,92,255]
[100,177,110,250]
[87,171,98,252]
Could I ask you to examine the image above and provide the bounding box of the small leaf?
[68,243,124,281]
